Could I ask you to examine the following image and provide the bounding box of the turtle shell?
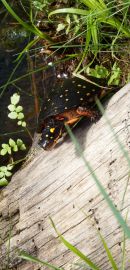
[39,77,104,122]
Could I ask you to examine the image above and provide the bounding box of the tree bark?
[0,83,130,270]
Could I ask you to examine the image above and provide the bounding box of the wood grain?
[0,83,130,270]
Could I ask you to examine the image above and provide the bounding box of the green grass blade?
[121,211,128,270]
[90,19,99,55]
[0,55,76,92]
[15,36,40,62]
[98,232,119,270]
[1,0,52,42]
[74,16,92,72]
[18,250,63,270]
[49,8,89,18]
[65,125,130,238]
[80,0,106,11]
[100,17,130,37]
[50,218,100,270]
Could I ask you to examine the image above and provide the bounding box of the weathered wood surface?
[0,83,130,270]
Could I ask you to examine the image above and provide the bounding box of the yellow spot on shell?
[50,128,55,133]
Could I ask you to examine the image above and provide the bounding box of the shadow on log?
[0,83,130,270]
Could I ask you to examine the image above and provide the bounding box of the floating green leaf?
[8,111,17,119]
[11,93,20,105]
[17,112,24,120]
[16,106,23,113]
[8,104,16,112]
[0,178,8,186]
[9,138,16,147]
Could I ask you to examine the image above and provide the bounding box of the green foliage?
[86,65,109,78]
[0,93,27,186]
[8,93,27,127]
[1,0,52,42]
[86,63,121,85]
[0,164,13,186]
[32,0,50,11]
[56,14,80,36]
[108,62,121,86]
[49,1,130,72]
[19,217,125,270]
[0,139,26,156]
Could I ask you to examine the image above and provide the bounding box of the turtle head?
[39,118,64,150]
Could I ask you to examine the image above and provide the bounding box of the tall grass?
[1,0,52,42]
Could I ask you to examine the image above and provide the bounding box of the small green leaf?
[21,121,26,127]
[8,111,18,119]
[13,145,18,152]
[11,93,20,105]
[1,144,11,154]
[86,65,109,78]
[7,146,11,154]
[7,164,13,170]
[8,104,16,112]
[57,23,66,32]
[17,112,24,120]
[66,14,71,25]
[0,166,7,172]
[16,106,23,113]
[0,178,8,186]
[20,144,26,151]
[17,139,26,150]
[17,139,23,146]
[1,148,8,155]
[108,62,121,86]
[5,171,12,177]
[2,143,8,149]
[9,138,16,147]
[0,172,4,178]
[17,121,22,125]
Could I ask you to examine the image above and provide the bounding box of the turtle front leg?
[76,106,100,121]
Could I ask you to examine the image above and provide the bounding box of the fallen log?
[0,83,130,270]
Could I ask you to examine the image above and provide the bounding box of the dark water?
[0,31,38,175]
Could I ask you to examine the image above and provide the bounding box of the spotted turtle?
[38,77,110,150]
